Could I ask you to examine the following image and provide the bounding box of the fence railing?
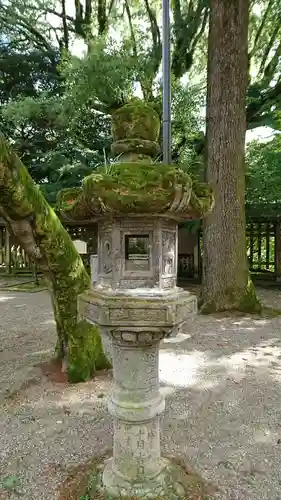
[0,221,280,280]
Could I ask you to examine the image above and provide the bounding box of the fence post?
[5,229,11,274]
[275,221,281,281]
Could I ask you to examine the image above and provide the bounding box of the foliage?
[247,0,281,130]
[171,79,205,163]
[246,134,281,207]
[60,38,138,113]
[0,0,207,194]
[0,42,111,204]
[1,0,281,216]
[2,94,107,204]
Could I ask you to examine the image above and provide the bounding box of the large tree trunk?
[0,135,110,382]
[201,0,261,313]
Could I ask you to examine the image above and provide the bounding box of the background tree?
[201,0,261,312]
[247,0,281,130]
[246,134,281,209]
[0,38,111,203]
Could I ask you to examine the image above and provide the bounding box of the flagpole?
[162,0,171,164]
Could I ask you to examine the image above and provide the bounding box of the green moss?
[84,162,192,211]
[68,320,111,383]
[56,187,82,212]
[111,99,160,142]
[0,134,111,384]
[59,162,214,221]
[111,138,160,158]
[200,276,262,314]
[190,180,215,216]
[261,306,281,317]
[237,277,262,313]
[56,102,213,223]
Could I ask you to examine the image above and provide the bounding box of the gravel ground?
[0,286,281,499]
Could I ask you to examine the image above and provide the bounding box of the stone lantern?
[59,100,213,497]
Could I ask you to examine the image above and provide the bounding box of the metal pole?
[162,0,172,164]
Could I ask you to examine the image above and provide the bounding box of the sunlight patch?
[253,428,273,444]
[0,295,16,302]
[159,350,208,387]
[217,339,281,372]
[162,333,192,344]
[41,319,56,325]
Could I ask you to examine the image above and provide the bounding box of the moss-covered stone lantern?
[58,99,213,498]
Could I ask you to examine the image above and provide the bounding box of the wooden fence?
[1,221,281,281]
[0,224,97,275]
[177,221,281,281]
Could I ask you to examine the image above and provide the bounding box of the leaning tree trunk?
[201,0,261,313]
[0,135,110,382]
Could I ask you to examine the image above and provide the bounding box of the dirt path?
[0,288,281,499]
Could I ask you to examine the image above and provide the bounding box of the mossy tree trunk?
[201,0,261,313]
[0,134,110,382]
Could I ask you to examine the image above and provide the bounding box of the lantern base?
[101,456,206,499]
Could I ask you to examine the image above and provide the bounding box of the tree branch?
[249,0,274,57]
[172,0,182,34]
[108,0,116,16]
[0,206,43,262]
[85,0,92,27]
[124,0,137,58]
[171,0,207,78]
[191,6,209,54]
[74,0,85,37]
[97,0,107,35]
[261,40,281,85]
[0,10,55,54]
[246,79,281,126]
[61,0,69,50]
[144,0,162,76]
[39,7,75,24]
[258,23,280,77]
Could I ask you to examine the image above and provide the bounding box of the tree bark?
[0,134,110,381]
[201,0,261,313]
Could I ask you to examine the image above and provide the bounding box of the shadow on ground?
[0,288,281,499]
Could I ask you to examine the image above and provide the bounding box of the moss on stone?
[56,187,82,211]
[111,138,160,158]
[57,102,213,223]
[58,453,217,500]
[189,181,215,216]
[59,162,213,222]
[111,99,161,142]
[68,320,111,384]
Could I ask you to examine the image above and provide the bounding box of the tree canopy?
[1,0,281,205]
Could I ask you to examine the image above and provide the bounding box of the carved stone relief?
[102,239,112,275]
[162,231,176,276]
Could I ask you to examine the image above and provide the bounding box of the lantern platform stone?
[58,99,213,498]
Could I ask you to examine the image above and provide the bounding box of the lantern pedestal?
[79,285,196,497]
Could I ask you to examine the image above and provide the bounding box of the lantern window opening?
[124,234,150,272]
